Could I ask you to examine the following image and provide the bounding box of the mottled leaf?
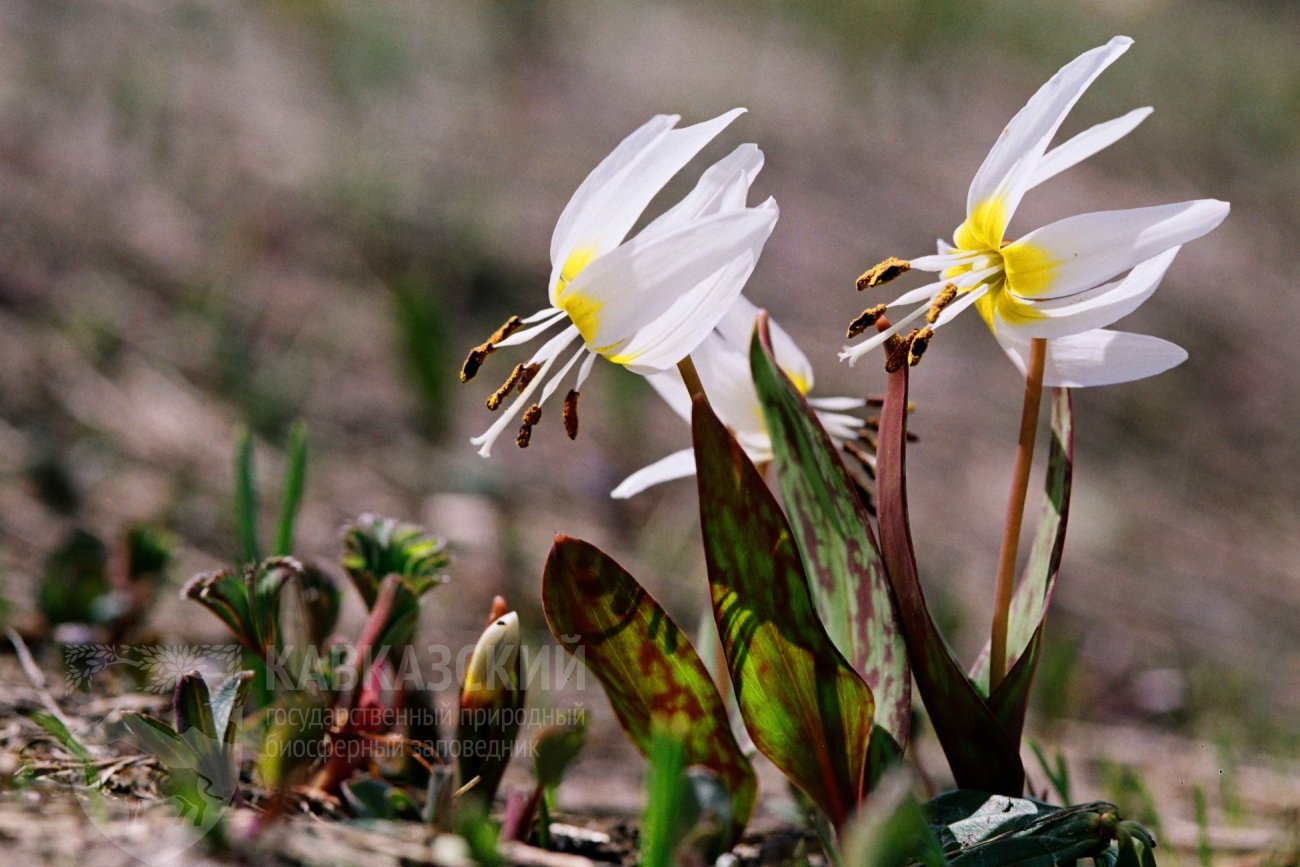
[751,316,910,754]
[693,397,874,828]
[969,388,1074,741]
[542,537,755,844]
[876,365,1023,794]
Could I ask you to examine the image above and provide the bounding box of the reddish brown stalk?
[989,337,1048,690]
[677,355,706,402]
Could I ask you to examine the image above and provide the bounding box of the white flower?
[612,297,866,498]
[464,109,779,455]
[842,37,1229,387]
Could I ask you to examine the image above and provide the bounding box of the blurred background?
[0,0,1297,850]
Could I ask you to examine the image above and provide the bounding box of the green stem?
[989,337,1047,691]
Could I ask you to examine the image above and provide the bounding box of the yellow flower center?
[950,194,1061,329]
[554,245,627,357]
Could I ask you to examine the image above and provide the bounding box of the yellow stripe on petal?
[787,371,812,395]
[1001,240,1060,298]
[557,289,606,346]
[955,195,1009,251]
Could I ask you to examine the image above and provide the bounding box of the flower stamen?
[486,364,526,411]
[908,326,934,366]
[460,315,525,382]
[926,285,959,323]
[563,390,580,440]
[856,257,911,290]
[847,304,888,338]
[516,404,542,448]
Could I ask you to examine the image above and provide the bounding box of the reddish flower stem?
[989,337,1048,690]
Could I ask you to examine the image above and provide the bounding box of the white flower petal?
[1029,107,1153,189]
[549,114,678,264]
[1003,247,1179,339]
[1004,199,1228,300]
[610,449,698,499]
[549,108,747,298]
[807,396,866,411]
[966,36,1133,234]
[715,296,814,392]
[643,144,764,235]
[999,328,1188,387]
[567,200,778,372]
[645,368,693,423]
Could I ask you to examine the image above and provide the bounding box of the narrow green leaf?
[341,514,449,608]
[122,712,196,772]
[233,425,260,565]
[533,718,587,789]
[273,421,308,557]
[173,671,217,740]
[876,364,1024,794]
[210,671,254,747]
[542,537,756,844]
[692,397,874,828]
[750,317,910,754]
[640,728,698,867]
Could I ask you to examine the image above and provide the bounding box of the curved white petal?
[645,368,693,423]
[807,396,866,411]
[610,449,698,499]
[1003,246,1179,339]
[550,114,677,264]
[715,296,814,392]
[1030,107,1153,189]
[999,328,1188,387]
[549,108,747,299]
[1004,199,1228,300]
[568,200,778,372]
[966,36,1133,236]
[643,144,764,236]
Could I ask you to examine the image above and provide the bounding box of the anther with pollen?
[884,331,911,373]
[847,304,888,338]
[856,257,910,290]
[459,315,524,383]
[563,390,580,440]
[907,327,933,367]
[486,364,526,410]
[927,284,959,323]
[516,404,542,448]
[517,363,541,392]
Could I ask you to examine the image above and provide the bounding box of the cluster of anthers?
[461,316,581,448]
[846,256,955,373]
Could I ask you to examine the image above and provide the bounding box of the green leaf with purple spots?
[750,315,910,759]
[542,536,755,846]
[692,397,875,829]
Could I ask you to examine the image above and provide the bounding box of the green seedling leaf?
[182,568,257,652]
[751,316,910,758]
[542,537,756,844]
[533,718,587,789]
[122,712,194,771]
[342,514,450,607]
[341,777,420,820]
[969,388,1074,745]
[693,397,874,829]
[840,772,945,867]
[233,425,260,565]
[210,671,255,746]
[26,710,96,784]
[174,671,218,741]
[876,364,1024,794]
[273,421,308,557]
[456,609,524,808]
[250,556,301,653]
[295,562,342,646]
[640,728,699,867]
[258,695,329,792]
[38,529,109,627]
